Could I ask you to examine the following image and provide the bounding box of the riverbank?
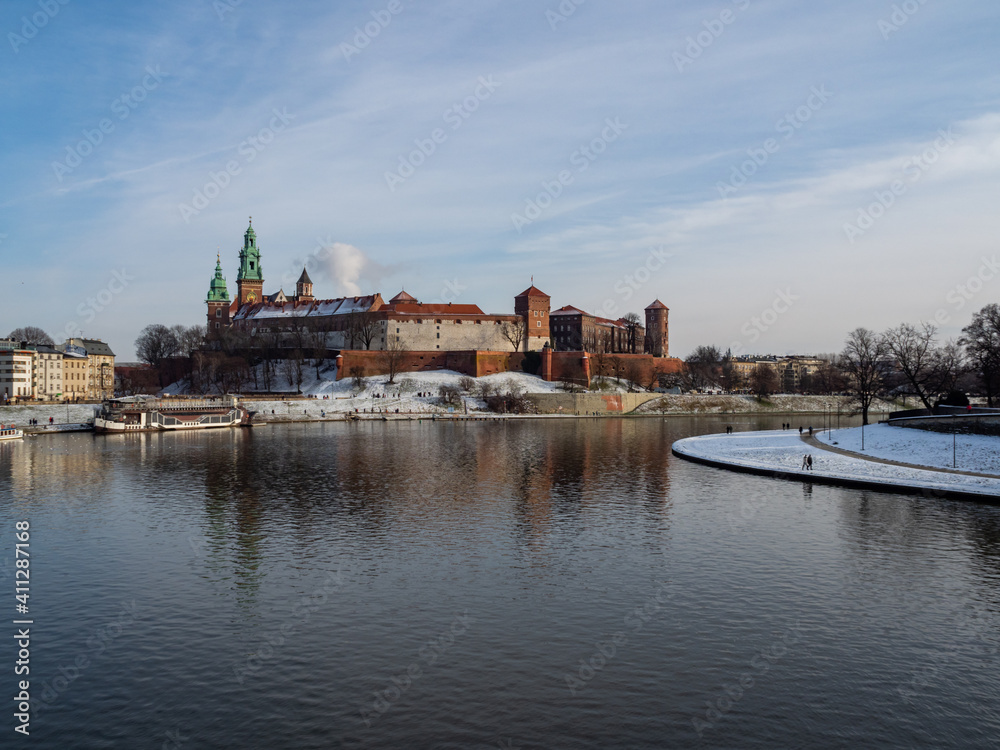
[672,428,1000,501]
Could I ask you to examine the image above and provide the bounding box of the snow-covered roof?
[232,294,382,321]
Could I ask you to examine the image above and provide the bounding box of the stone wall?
[889,415,1000,436]
[525,393,663,415]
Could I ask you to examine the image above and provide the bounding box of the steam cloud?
[325,242,368,297]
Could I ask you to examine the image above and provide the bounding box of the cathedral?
[206,220,669,356]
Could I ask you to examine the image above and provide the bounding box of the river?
[1,415,998,748]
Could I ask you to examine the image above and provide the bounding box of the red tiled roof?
[389,290,418,304]
[551,305,590,316]
[388,302,486,315]
[516,285,549,298]
[645,299,669,310]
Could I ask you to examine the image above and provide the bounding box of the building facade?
[34,345,64,401]
[206,221,670,359]
[0,340,34,402]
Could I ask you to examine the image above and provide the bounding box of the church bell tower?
[236,218,264,306]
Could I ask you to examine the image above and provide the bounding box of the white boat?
[0,426,23,440]
[93,396,251,433]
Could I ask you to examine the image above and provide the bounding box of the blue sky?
[2,0,999,360]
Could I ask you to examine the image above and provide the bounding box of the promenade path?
[671,429,1000,501]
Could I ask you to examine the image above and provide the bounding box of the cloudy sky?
[2,0,999,359]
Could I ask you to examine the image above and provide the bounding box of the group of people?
[24,418,53,426]
[801,454,814,471]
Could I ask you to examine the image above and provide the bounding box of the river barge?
[93,396,253,433]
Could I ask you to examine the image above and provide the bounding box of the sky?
[1,0,999,361]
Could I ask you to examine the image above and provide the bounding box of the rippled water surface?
[2,415,999,749]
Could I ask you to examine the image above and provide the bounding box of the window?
[537,321,541,328]
[436,333,440,339]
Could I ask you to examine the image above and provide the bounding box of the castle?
[206,220,669,359]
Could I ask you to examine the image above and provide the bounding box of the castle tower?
[295,267,314,302]
[644,299,669,357]
[236,218,264,306]
[515,282,550,352]
[206,254,231,334]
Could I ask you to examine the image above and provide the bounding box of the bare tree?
[749,364,779,399]
[135,324,180,368]
[7,326,54,346]
[684,345,722,391]
[379,337,408,385]
[624,359,643,392]
[932,340,966,397]
[841,328,889,425]
[499,320,525,352]
[349,365,366,389]
[720,355,742,392]
[961,303,1000,406]
[621,312,642,354]
[610,355,625,383]
[344,312,381,350]
[881,322,941,410]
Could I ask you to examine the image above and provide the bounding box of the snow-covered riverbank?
[817,423,1000,476]
[672,429,1000,499]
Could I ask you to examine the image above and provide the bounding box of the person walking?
[802,454,809,470]
[806,454,814,471]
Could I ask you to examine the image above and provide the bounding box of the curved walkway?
[671,430,1000,502]
[802,433,1000,480]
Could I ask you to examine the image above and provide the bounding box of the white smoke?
[325,242,367,297]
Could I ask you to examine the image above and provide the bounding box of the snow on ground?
[200,369,566,420]
[818,424,1000,476]
[673,430,1000,497]
[636,394,897,415]
[0,403,99,426]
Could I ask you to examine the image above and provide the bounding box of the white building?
[0,340,35,403]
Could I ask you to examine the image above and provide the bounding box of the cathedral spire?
[236,218,264,305]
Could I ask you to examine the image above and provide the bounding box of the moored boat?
[0,425,24,440]
[93,396,247,433]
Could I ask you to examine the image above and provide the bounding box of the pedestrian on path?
[802,454,809,470]
[807,455,814,471]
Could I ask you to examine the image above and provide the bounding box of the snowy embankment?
[672,430,1000,498]
[0,403,98,426]
[636,394,897,415]
[817,424,1000,476]
[168,369,566,420]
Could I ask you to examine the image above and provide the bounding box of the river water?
[1,415,998,749]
